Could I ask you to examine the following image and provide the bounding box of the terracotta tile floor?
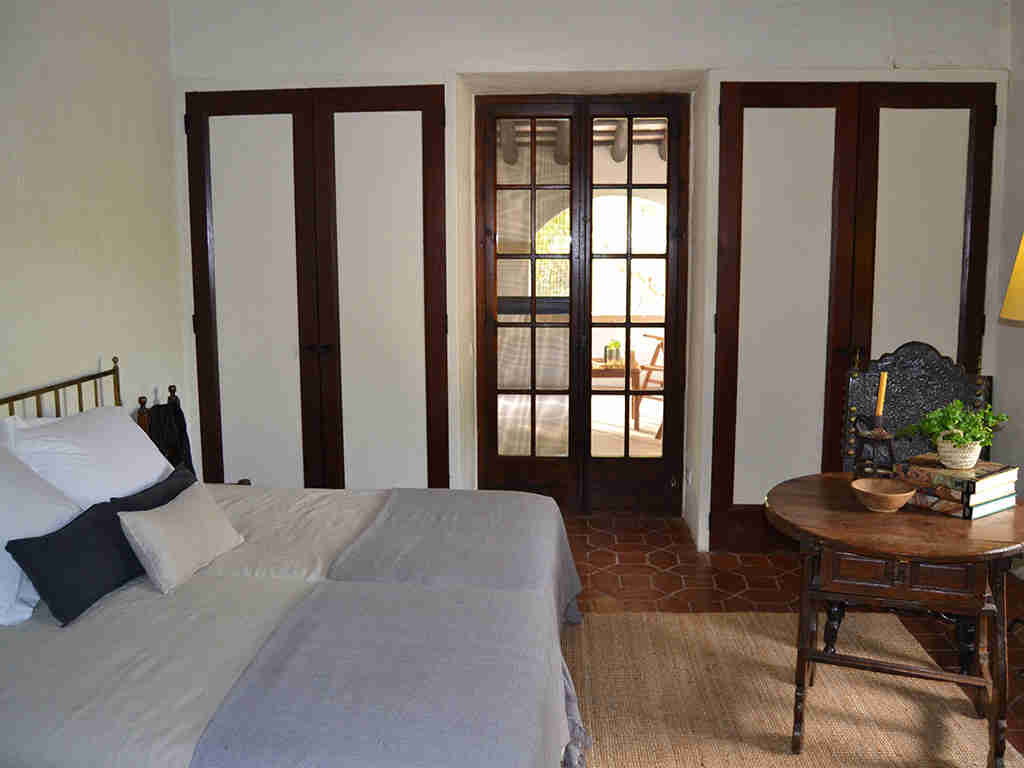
[568,514,1024,753]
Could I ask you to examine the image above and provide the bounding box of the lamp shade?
[1001,233,1024,322]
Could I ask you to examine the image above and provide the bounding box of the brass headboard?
[0,357,122,418]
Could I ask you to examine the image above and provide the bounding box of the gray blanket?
[190,580,571,768]
[328,488,584,626]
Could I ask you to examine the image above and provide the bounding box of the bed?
[0,361,586,768]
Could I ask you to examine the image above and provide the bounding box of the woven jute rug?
[562,612,1022,767]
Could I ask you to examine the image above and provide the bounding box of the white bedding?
[0,486,384,768]
[0,485,582,768]
[0,572,313,768]
[205,485,388,582]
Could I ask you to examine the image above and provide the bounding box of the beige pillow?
[119,482,243,594]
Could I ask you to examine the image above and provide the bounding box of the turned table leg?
[792,546,816,754]
[989,560,1009,768]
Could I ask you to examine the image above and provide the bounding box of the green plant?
[899,400,1007,448]
[606,339,621,350]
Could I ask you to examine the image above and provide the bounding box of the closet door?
[314,87,449,490]
[186,87,448,489]
[187,93,323,488]
[853,84,996,372]
[712,84,859,549]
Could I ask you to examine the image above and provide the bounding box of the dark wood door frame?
[474,94,689,516]
[711,81,997,551]
[185,85,449,488]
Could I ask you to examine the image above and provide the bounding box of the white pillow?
[0,447,82,625]
[6,407,173,509]
[1,415,59,451]
[119,482,243,594]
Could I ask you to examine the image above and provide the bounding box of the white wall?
[1,1,182,413]
[167,0,1013,545]
[993,1,1024,468]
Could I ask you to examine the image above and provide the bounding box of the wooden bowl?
[850,478,916,513]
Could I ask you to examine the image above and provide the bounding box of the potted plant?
[900,400,1007,469]
[604,339,622,363]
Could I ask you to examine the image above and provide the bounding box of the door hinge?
[713,313,717,335]
[184,114,191,135]
[192,314,198,335]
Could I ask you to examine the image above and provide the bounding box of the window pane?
[536,190,570,254]
[593,118,627,185]
[632,189,667,254]
[497,327,531,389]
[630,259,665,323]
[497,189,531,254]
[591,395,625,457]
[536,395,569,456]
[632,117,668,184]
[498,394,530,456]
[593,190,627,254]
[536,259,569,322]
[497,119,530,185]
[497,259,530,322]
[630,395,663,457]
[631,327,664,391]
[537,119,570,186]
[536,327,569,390]
[592,258,626,323]
[591,327,626,390]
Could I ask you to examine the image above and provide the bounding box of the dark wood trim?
[311,98,342,488]
[185,85,449,488]
[292,107,327,488]
[184,108,224,482]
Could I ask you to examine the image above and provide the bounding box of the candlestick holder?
[853,415,897,478]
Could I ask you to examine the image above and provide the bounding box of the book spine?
[965,494,1018,520]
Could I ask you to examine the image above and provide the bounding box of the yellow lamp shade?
[1001,234,1024,322]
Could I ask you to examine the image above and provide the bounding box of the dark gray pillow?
[6,467,197,625]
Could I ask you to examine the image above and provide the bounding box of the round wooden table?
[766,473,1024,767]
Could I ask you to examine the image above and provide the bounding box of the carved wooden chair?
[832,341,995,673]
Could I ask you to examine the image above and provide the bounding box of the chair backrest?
[840,341,993,473]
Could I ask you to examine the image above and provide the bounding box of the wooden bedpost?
[112,356,122,407]
[168,385,178,405]
[136,396,150,433]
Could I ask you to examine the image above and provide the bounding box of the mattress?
[0,485,584,767]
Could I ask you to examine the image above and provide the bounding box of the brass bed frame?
[0,357,123,418]
[0,357,174,436]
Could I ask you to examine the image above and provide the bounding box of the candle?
[875,371,888,417]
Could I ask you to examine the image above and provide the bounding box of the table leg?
[988,560,1009,768]
[792,546,815,754]
[808,607,818,687]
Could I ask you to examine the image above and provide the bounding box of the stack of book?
[895,453,1020,520]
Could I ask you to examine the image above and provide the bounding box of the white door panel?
[334,112,427,489]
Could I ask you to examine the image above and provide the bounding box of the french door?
[711,82,996,549]
[476,95,689,516]
[185,86,448,489]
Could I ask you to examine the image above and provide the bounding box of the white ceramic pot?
[935,432,982,470]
